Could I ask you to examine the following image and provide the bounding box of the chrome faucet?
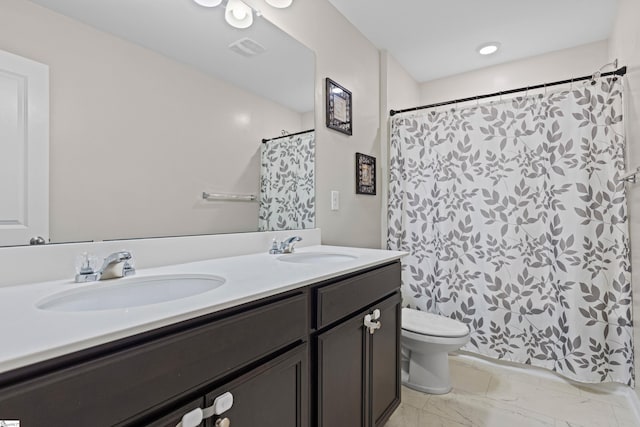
[269,236,302,254]
[75,251,136,283]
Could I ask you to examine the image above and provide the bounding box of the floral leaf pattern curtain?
[259,131,315,231]
[388,78,633,385]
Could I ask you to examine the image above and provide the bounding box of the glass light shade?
[225,0,254,28]
[193,0,223,7]
[265,0,293,8]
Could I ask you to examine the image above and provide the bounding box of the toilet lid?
[402,308,469,338]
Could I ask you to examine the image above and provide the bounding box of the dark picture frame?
[356,153,376,195]
[325,78,352,135]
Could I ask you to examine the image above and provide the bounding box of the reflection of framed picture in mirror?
[356,153,376,195]
[326,78,352,135]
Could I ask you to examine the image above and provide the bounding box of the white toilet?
[401,308,470,394]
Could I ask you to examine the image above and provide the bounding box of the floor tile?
[485,375,619,426]
[554,421,587,427]
[423,388,556,427]
[612,404,640,427]
[386,403,419,427]
[402,385,432,410]
[449,359,493,395]
[388,354,640,427]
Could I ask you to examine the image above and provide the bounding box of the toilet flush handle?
[364,310,382,334]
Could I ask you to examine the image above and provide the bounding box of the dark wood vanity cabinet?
[144,344,307,427]
[313,262,401,427]
[0,291,308,427]
[0,260,401,427]
[202,344,307,427]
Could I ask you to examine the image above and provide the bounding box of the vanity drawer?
[314,261,400,329]
[0,293,308,427]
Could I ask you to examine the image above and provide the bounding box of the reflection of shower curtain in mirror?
[259,132,315,231]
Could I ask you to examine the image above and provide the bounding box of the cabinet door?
[370,293,401,427]
[316,311,367,427]
[204,344,308,427]
[316,292,401,427]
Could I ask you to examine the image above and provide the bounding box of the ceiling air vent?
[228,38,266,58]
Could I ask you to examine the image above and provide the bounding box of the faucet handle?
[122,257,136,277]
[269,239,281,254]
[75,252,101,282]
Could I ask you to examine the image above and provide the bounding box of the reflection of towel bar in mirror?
[619,167,640,184]
[202,192,257,202]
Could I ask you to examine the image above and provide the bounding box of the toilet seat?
[401,308,469,338]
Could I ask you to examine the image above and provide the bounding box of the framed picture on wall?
[326,78,352,135]
[356,153,376,195]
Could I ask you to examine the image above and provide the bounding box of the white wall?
[245,0,383,248]
[420,41,609,105]
[608,0,640,400]
[0,0,306,243]
[384,52,421,113]
[379,51,420,247]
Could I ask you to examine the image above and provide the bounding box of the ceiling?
[328,0,619,83]
[28,0,315,112]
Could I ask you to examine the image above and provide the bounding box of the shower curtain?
[258,131,315,231]
[388,77,633,385]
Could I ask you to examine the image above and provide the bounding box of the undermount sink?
[277,252,358,264]
[37,274,225,312]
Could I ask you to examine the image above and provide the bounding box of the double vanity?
[0,241,403,427]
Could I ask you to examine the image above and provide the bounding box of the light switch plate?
[331,191,339,210]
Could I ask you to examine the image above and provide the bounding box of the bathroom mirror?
[0,0,315,247]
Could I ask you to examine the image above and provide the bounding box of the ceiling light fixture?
[477,42,500,56]
[264,0,293,8]
[192,0,293,30]
[225,0,253,29]
[193,0,223,7]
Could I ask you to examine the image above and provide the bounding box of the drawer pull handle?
[177,392,234,427]
[364,310,382,334]
[216,417,231,427]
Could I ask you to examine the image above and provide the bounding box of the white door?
[0,49,49,246]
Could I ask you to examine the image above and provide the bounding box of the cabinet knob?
[215,417,231,427]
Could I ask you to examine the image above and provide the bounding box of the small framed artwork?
[326,78,352,135]
[356,153,376,195]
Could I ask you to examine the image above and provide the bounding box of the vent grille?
[228,37,266,58]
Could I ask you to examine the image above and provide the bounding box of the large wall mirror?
[0,0,315,247]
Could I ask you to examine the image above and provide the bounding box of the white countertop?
[0,245,404,375]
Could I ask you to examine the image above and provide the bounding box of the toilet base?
[403,378,452,395]
[401,347,454,395]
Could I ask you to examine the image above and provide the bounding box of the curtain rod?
[389,66,627,117]
[262,128,314,143]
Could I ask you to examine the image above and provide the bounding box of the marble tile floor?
[387,354,640,427]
